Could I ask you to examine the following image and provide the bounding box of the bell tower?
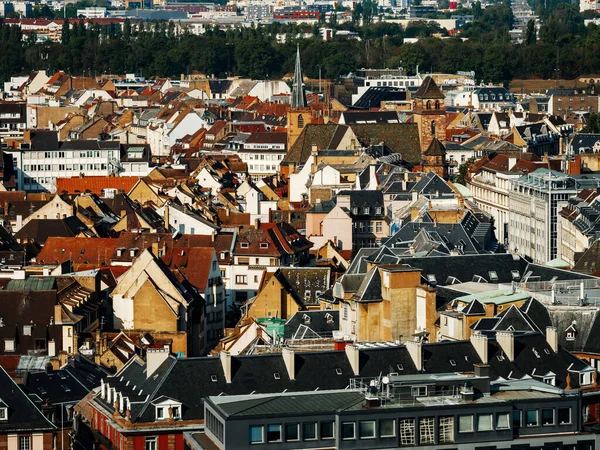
[422,138,449,181]
[413,76,447,155]
[287,44,312,150]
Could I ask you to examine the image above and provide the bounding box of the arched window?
[298,114,304,128]
[431,120,436,135]
[426,101,431,110]
[435,101,440,110]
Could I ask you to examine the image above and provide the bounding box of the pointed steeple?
[291,44,307,108]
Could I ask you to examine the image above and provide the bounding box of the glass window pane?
[380,419,395,437]
[303,422,316,440]
[321,421,334,439]
[342,422,355,440]
[285,423,299,441]
[438,416,454,443]
[542,409,554,425]
[249,425,263,443]
[359,421,375,439]
[558,407,571,425]
[458,415,473,432]
[478,414,493,431]
[513,410,522,428]
[496,413,510,429]
[266,424,282,442]
[526,410,538,426]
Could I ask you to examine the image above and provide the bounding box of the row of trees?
[1,1,599,85]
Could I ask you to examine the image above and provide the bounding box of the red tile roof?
[56,176,139,195]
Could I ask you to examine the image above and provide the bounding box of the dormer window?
[116,247,125,257]
[375,207,382,215]
[488,271,498,282]
[325,313,334,323]
[304,290,311,299]
[260,243,269,249]
[303,314,311,325]
[352,207,358,215]
[130,248,138,257]
[364,207,370,215]
[240,242,249,249]
[511,270,520,280]
[566,323,577,341]
[0,399,8,421]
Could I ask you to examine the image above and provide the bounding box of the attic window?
[566,330,576,341]
[335,368,343,375]
[61,248,66,254]
[363,207,370,215]
[23,325,32,336]
[62,384,71,392]
[0,406,7,421]
[397,364,404,371]
[449,359,456,367]
[117,248,125,257]
[532,348,541,359]
[497,355,505,362]
[303,314,311,325]
[325,313,334,324]
[427,274,437,284]
[511,270,520,279]
[273,373,281,380]
[210,375,218,382]
[488,271,498,281]
[80,249,85,255]
[544,349,551,355]
[240,242,249,248]
[260,243,269,249]
[304,290,311,299]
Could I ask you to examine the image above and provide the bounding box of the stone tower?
[422,138,449,180]
[287,44,311,150]
[413,76,447,155]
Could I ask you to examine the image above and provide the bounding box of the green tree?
[525,19,537,45]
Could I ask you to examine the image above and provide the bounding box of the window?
[375,207,382,215]
[411,386,427,396]
[4,339,14,352]
[0,408,6,420]
[478,414,493,431]
[249,425,264,444]
[342,422,356,440]
[376,222,382,233]
[542,408,555,426]
[558,407,571,425]
[235,275,247,284]
[438,416,454,443]
[145,437,156,450]
[458,415,474,433]
[23,325,32,336]
[566,330,576,341]
[297,114,304,129]
[513,410,522,428]
[419,417,434,444]
[285,423,299,441]
[303,422,317,440]
[488,271,498,281]
[266,424,282,442]
[19,437,30,450]
[496,413,510,429]
[526,409,539,427]
[359,421,375,439]
[399,419,415,446]
[379,419,395,437]
[321,421,334,439]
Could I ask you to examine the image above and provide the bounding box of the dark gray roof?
[284,310,339,340]
[0,365,56,432]
[351,267,382,303]
[351,88,408,109]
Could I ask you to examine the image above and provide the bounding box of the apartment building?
[509,169,600,264]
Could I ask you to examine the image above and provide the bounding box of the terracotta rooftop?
[56,176,139,196]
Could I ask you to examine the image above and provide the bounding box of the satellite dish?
[382,376,390,385]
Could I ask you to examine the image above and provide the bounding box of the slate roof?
[283,310,339,339]
[351,267,382,303]
[571,133,600,154]
[15,217,89,244]
[0,365,56,433]
[414,76,444,99]
[276,267,331,307]
[572,240,600,274]
[350,123,421,165]
[351,88,408,109]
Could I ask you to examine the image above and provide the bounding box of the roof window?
[488,271,498,281]
[335,368,343,375]
[210,375,218,382]
[273,373,281,380]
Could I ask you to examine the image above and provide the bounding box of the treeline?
[2,1,600,85]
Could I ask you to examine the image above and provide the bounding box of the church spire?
[291,44,307,108]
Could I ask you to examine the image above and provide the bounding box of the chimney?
[345,344,360,376]
[470,333,489,364]
[406,340,423,371]
[164,204,170,231]
[220,351,232,383]
[496,331,515,362]
[473,363,490,378]
[282,348,295,380]
[146,347,170,378]
[254,218,261,229]
[546,326,559,353]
